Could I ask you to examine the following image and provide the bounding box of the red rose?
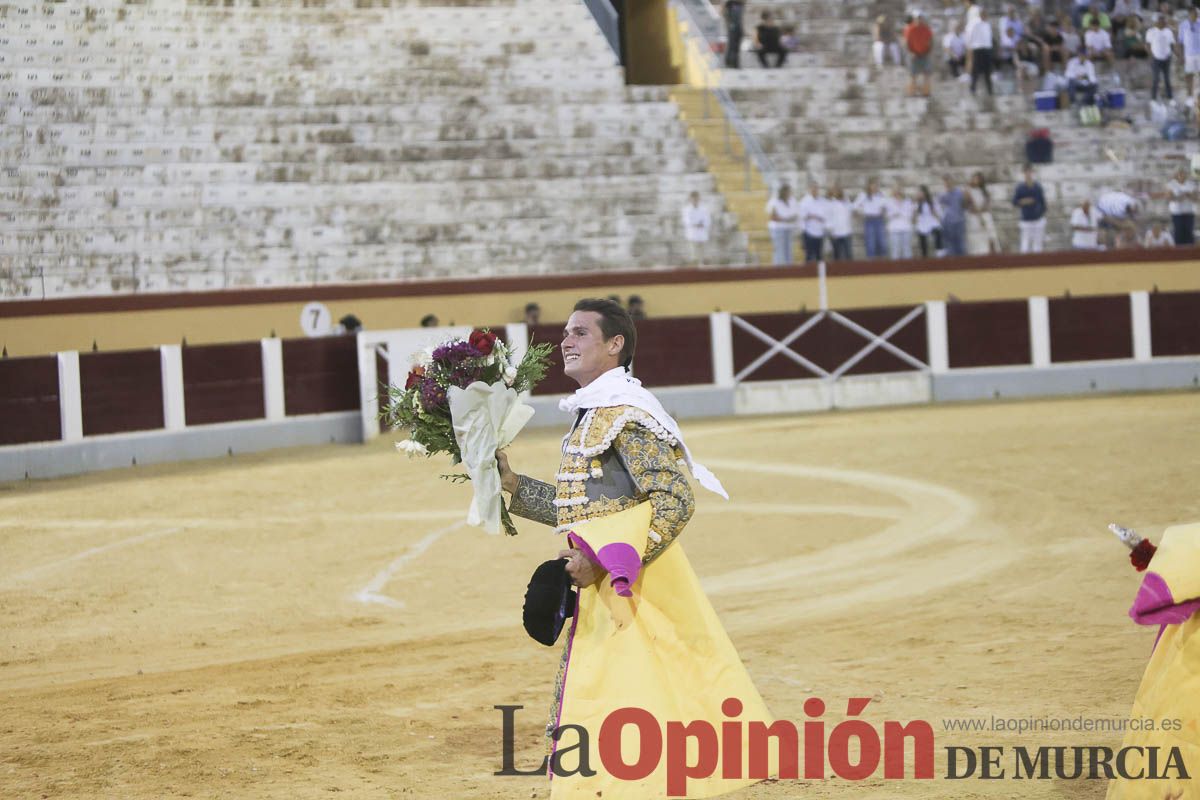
[469,329,497,356]
[1130,539,1158,572]
[405,366,425,390]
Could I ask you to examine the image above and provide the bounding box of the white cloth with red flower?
[448,381,535,534]
[559,366,728,499]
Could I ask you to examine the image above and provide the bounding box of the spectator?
[627,295,647,321]
[524,302,541,327]
[1066,49,1099,105]
[1096,189,1141,248]
[420,314,440,327]
[1025,7,1047,41]
[1164,168,1196,245]
[874,14,902,66]
[1061,18,1083,58]
[1012,165,1048,253]
[964,0,983,34]
[766,183,799,265]
[825,184,854,261]
[1070,198,1101,249]
[781,25,800,53]
[1000,5,1025,43]
[1085,17,1115,65]
[1180,8,1200,96]
[998,16,1035,87]
[944,21,968,77]
[1081,3,1112,33]
[904,11,935,96]
[1110,0,1138,43]
[756,12,787,68]
[1071,0,1091,31]
[854,179,889,258]
[1038,18,1067,71]
[885,184,916,259]
[966,171,1001,254]
[1146,15,1176,101]
[915,186,944,257]
[681,191,712,265]
[1118,16,1150,60]
[938,176,969,256]
[1143,221,1175,247]
[723,0,745,69]
[798,182,827,263]
[967,7,995,95]
[1015,16,1046,76]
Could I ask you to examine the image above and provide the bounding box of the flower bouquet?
[385,329,555,536]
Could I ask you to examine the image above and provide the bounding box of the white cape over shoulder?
[558,367,728,499]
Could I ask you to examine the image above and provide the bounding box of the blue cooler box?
[1106,89,1126,109]
[1034,91,1057,111]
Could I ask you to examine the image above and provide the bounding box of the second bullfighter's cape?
[1107,521,1200,799]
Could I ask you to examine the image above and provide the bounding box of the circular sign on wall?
[300,302,333,337]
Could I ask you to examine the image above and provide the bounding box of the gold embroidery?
[508,475,556,527]
[511,406,695,563]
[612,426,695,563]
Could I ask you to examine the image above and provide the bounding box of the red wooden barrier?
[1049,295,1132,362]
[1150,290,1200,357]
[0,355,60,445]
[946,300,1031,369]
[79,349,164,436]
[182,342,264,425]
[281,335,359,416]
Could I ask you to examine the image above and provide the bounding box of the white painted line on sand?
[3,527,184,585]
[353,521,466,610]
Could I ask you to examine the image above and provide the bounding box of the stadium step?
[670,85,772,265]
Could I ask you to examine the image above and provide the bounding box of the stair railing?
[670,0,782,193]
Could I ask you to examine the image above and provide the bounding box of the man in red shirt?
[904,11,935,96]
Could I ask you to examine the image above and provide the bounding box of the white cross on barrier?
[732,262,928,384]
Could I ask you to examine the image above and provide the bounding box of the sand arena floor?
[2,392,1198,799]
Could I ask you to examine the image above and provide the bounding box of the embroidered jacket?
[507,404,696,564]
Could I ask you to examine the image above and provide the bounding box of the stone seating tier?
[4,152,708,189]
[1,0,751,297]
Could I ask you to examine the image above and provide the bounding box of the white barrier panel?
[832,372,932,409]
[57,350,83,442]
[924,300,949,375]
[261,338,285,421]
[734,378,833,416]
[1130,291,1152,362]
[1028,296,1051,367]
[357,325,475,442]
[160,345,185,431]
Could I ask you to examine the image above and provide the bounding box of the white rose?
[503,364,519,385]
[394,439,429,458]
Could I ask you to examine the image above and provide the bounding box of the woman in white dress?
[966,171,1001,254]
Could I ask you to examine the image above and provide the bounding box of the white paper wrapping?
[448,381,536,534]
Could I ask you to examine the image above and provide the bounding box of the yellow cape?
[1107,521,1200,799]
[551,503,776,799]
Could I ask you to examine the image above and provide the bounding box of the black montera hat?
[522,559,577,646]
